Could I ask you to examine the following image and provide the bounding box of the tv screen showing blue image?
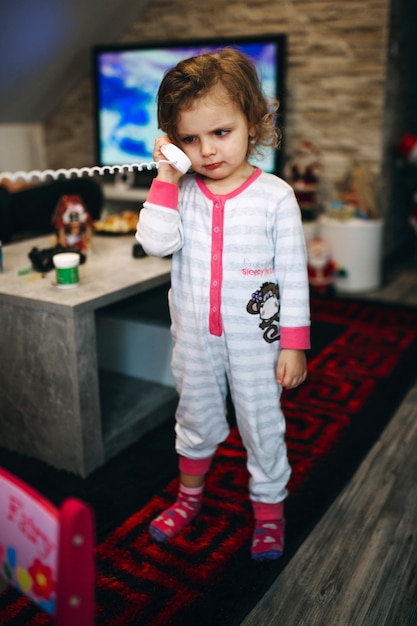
[92,35,286,179]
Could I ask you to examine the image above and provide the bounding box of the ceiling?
[0,0,150,123]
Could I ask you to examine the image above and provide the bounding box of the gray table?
[0,235,174,476]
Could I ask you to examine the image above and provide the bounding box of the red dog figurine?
[53,194,93,252]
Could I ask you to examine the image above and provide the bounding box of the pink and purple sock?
[149,484,203,542]
[251,501,285,561]
[149,455,212,543]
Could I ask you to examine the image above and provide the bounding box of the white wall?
[0,124,47,171]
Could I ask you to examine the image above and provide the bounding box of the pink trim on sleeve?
[280,326,311,350]
[147,179,179,209]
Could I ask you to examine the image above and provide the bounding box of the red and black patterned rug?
[1,296,417,625]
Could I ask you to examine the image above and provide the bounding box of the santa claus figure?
[398,133,417,165]
[284,141,322,221]
[307,237,340,295]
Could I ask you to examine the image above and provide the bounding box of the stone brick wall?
[44,0,390,192]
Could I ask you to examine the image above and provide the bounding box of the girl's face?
[176,87,255,190]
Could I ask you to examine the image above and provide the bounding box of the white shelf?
[102,184,149,202]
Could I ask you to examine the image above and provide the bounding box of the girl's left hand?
[276,349,307,389]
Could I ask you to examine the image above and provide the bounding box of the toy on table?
[307,237,346,296]
[52,194,93,252]
[284,140,322,221]
[338,164,379,220]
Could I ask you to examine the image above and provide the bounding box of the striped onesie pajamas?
[136,167,310,505]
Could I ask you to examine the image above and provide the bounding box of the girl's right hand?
[154,136,185,184]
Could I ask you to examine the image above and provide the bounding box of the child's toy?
[284,141,322,220]
[307,237,346,295]
[0,466,95,625]
[52,194,93,252]
[28,245,86,274]
[338,163,379,219]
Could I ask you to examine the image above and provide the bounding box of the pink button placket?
[209,198,224,336]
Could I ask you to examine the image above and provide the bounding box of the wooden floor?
[242,262,417,626]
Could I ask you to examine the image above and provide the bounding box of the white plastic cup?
[52,252,80,288]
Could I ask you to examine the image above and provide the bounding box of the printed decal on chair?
[0,473,58,614]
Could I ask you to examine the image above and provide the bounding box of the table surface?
[0,234,171,314]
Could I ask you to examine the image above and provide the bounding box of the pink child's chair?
[0,467,95,625]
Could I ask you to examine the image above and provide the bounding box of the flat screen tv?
[92,34,286,185]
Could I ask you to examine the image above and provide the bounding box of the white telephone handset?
[160,144,192,174]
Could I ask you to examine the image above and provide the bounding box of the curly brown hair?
[157,47,281,160]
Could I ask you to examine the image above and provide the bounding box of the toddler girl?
[136,48,310,560]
